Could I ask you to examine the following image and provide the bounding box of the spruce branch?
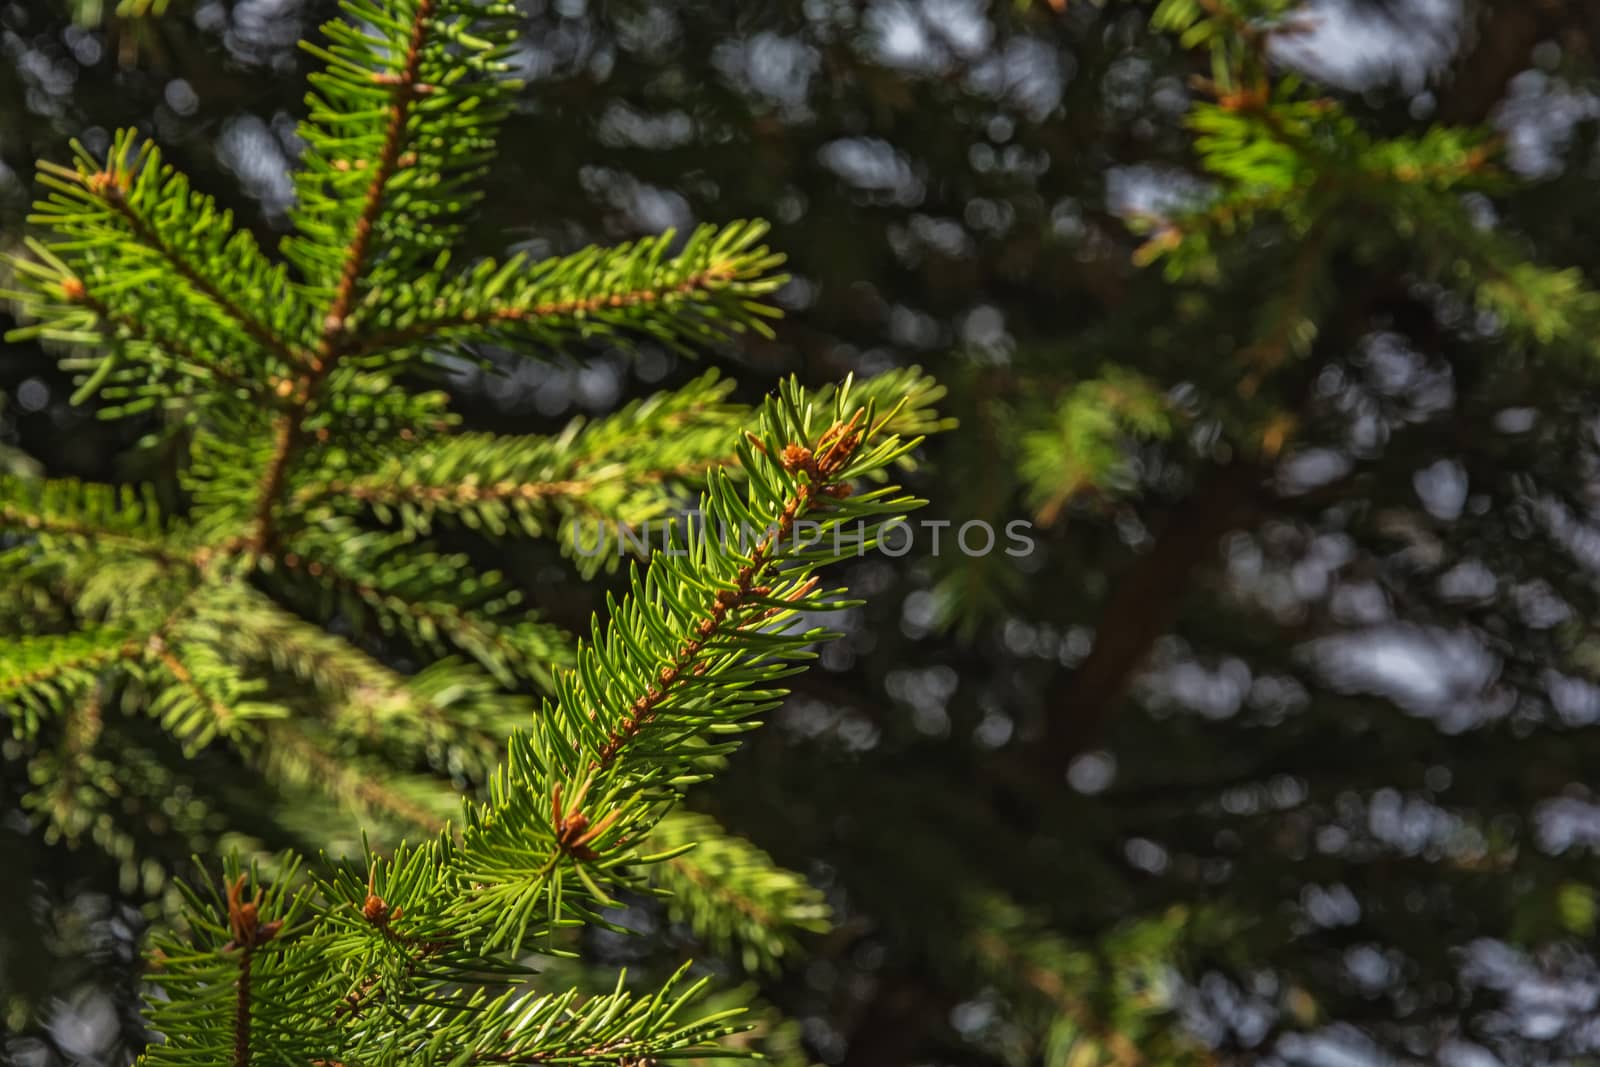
[7,132,314,378]
[345,223,786,360]
[247,0,525,550]
[288,368,947,579]
[1128,0,1600,391]
[144,859,321,1067]
[250,220,786,552]
[249,0,521,550]
[313,0,440,354]
[142,631,287,751]
[263,722,457,833]
[291,371,744,523]
[450,378,926,952]
[269,524,571,688]
[0,475,173,556]
[0,630,139,739]
[69,284,273,406]
[285,0,521,298]
[0,0,943,1059]
[196,584,531,772]
[178,589,829,977]
[647,810,831,974]
[26,684,107,845]
[89,171,309,373]
[136,379,932,1064]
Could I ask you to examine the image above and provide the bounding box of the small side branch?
[150,637,234,728]
[0,502,188,565]
[93,183,311,371]
[71,286,273,402]
[349,261,741,358]
[318,0,438,356]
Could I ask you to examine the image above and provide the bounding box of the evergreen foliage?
[129,380,927,1065]
[0,0,942,1060]
[12,0,1600,1065]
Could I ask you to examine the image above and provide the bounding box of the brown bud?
[780,443,813,472]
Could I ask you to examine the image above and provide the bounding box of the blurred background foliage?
[7,0,1600,1064]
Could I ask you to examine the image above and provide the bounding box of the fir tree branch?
[647,810,830,973]
[317,0,437,357]
[150,636,236,730]
[665,854,779,928]
[289,368,946,549]
[28,685,107,845]
[4,135,316,427]
[27,144,313,371]
[447,380,926,953]
[344,224,785,365]
[270,529,569,688]
[591,412,865,771]
[0,0,944,1057]
[0,501,186,565]
[70,285,271,403]
[352,259,745,355]
[135,378,934,1063]
[285,0,520,293]
[200,580,829,977]
[143,625,288,751]
[93,178,310,372]
[0,475,176,557]
[329,965,743,1066]
[251,0,515,551]
[0,631,139,738]
[264,723,453,834]
[197,584,529,768]
[286,372,748,578]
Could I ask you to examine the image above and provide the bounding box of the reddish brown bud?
[780,443,813,472]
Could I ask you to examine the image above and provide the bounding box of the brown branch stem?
[249,0,437,553]
[234,946,253,1067]
[590,412,864,770]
